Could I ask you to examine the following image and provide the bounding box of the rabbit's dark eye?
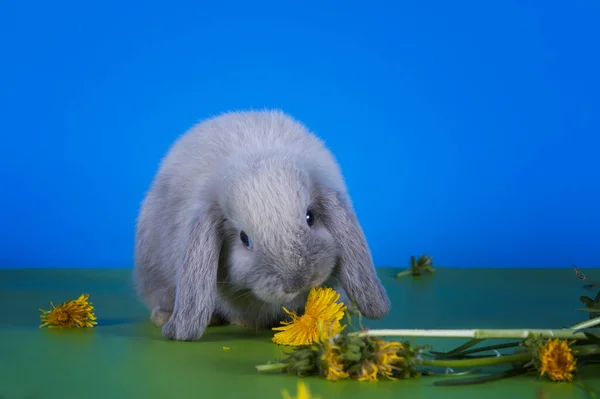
[306,210,315,227]
[240,230,252,249]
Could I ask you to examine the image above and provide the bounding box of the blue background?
[1,0,599,269]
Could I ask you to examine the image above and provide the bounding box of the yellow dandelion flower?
[39,293,98,328]
[538,338,577,382]
[272,286,347,346]
[321,347,349,382]
[355,360,379,382]
[315,318,337,348]
[281,380,319,399]
[374,339,404,380]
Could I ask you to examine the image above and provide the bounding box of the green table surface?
[0,267,599,399]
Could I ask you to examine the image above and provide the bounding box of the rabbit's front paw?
[151,307,172,327]
[162,314,204,341]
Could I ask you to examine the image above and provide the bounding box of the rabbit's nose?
[283,272,309,293]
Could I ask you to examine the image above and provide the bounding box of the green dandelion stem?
[395,270,412,278]
[570,316,600,330]
[445,338,485,355]
[351,328,587,340]
[420,352,531,368]
[424,368,481,377]
[576,308,600,313]
[434,342,521,359]
[256,363,287,372]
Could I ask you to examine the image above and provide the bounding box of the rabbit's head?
[196,150,389,321]
[216,152,340,306]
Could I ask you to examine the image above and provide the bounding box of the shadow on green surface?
[96,318,139,327]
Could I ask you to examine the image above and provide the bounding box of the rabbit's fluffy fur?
[133,110,390,341]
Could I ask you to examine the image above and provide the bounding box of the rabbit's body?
[134,110,390,341]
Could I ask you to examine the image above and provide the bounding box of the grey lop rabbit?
[133,109,391,341]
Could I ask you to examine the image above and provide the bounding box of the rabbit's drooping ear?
[320,190,391,319]
[162,203,224,341]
